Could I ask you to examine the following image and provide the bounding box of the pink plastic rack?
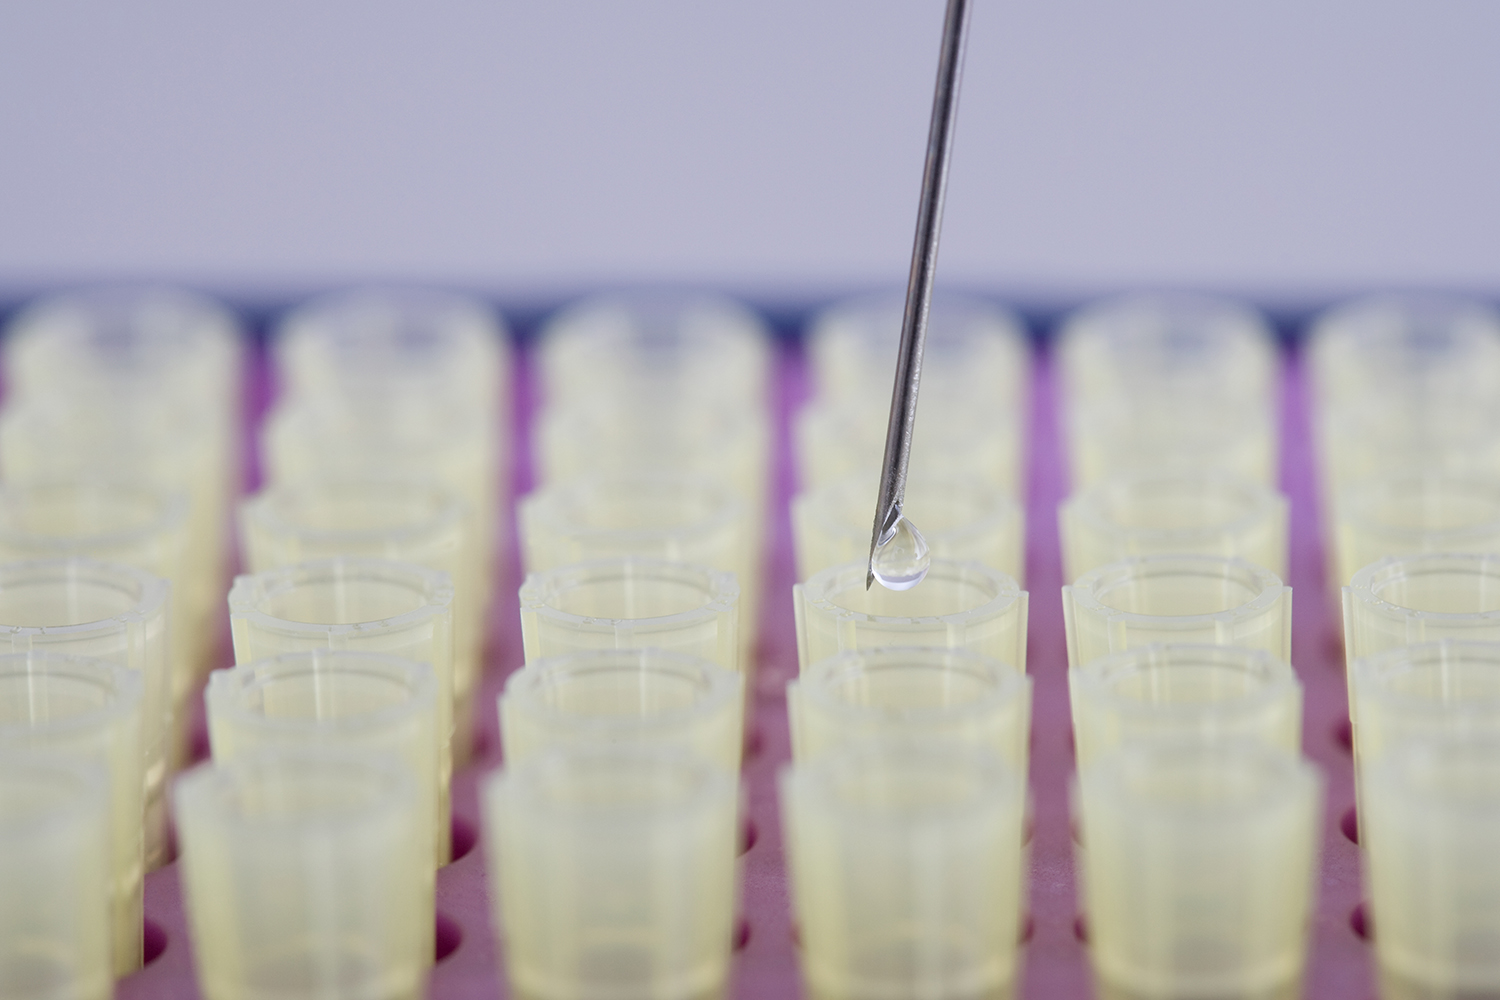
[114,326,1370,1000]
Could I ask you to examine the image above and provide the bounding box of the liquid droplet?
[872,515,931,591]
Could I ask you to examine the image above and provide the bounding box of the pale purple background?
[1,1,1497,303]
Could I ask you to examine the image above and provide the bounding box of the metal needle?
[866,0,974,589]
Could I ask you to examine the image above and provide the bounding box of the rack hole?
[142,919,168,966]
[434,914,463,962]
[1333,718,1353,753]
[449,815,478,863]
[738,817,758,856]
[1350,903,1371,941]
[188,723,212,765]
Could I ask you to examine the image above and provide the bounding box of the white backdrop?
[1,2,1496,304]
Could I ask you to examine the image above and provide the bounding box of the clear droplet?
[872,515,931,591]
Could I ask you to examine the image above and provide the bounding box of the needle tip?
[865,566,875,591]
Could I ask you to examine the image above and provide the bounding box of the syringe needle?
[867,0,973,590]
